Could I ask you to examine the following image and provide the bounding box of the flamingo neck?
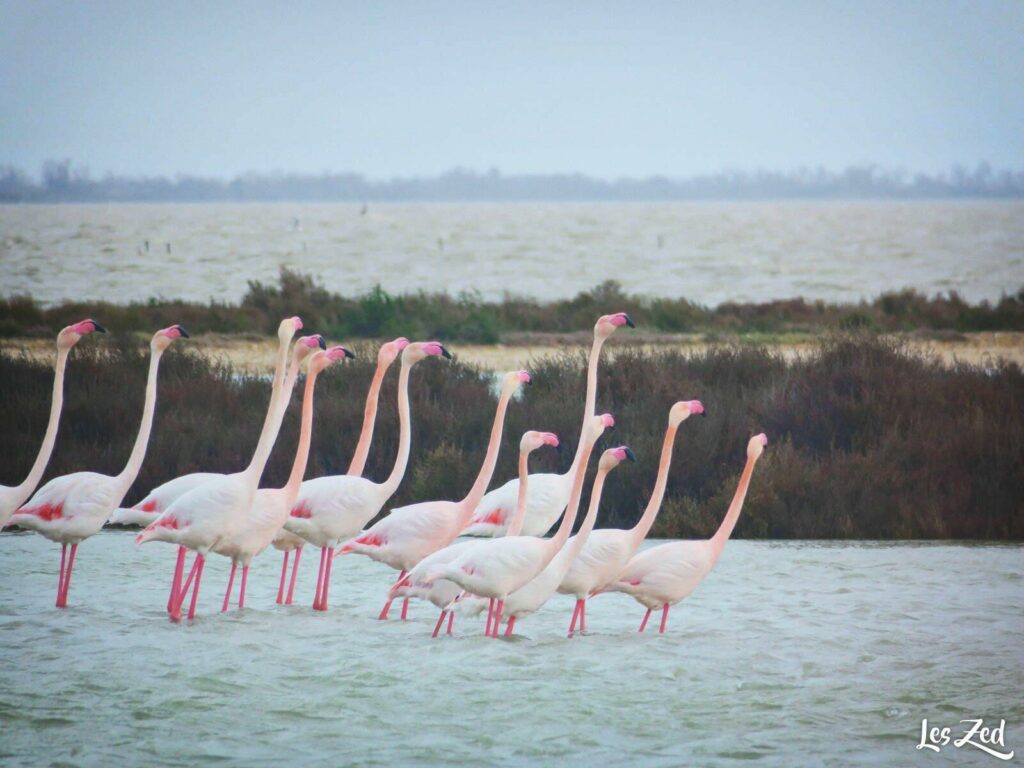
[377,360,412,500]
[244,353,302,482]
[505,452,531,537]
[457,385,514,518]
[347,357,389,477]
[115,347,164,494]
[709,456,758,560]
[16,346,70,496]
[629,423,679,547]
[562,333,606,482]
[546,438,597,554]
[283,367,321,504]
[253,332,292,452]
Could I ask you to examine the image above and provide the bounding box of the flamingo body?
[108,473,220,526]
[463,473,570,537]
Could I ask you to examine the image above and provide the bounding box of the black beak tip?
[700,411,707,417]
[317,336,327,350]
[441,346,453,360]
[176,325,190,338]
[625,315,636,328]
[624,447,637,462]
[344,348,355,359]
[91,321,107,333]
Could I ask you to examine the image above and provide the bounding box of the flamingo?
[389,428,564,637]
[136,334,324,621]
[5,325,188,608]
[557,400,704,635]
[459,442,633,637]
[602,434,767,634]
[463,312,634,538]
[214,345,354,612]
[337,369,531,620]
[282,341,452,611]
[1,319,106,528]
[108,316,304,527]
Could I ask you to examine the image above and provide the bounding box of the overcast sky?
[1,0,1022,179]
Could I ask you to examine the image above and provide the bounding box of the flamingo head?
[403,341,452,365]
[747,433,768,460]
[277,316,303,342]
[379,337,410,366]
[669,399,705,426]
[58,319,106,349]
[500,369,531,393]
[600,445,637,471]
[309,345,355,374]
[584,412,615,445]
[520,430,559,455]
[595,311,636,338]
[292,334,327,364]
[152,324,189,351]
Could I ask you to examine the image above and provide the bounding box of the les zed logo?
[917,718,1014,761]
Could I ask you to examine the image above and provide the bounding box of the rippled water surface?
[2,201,1022,305]
[0,535,1020,766]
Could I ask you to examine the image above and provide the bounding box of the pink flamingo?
[337,369,531,620]
[464,313,634,538]
[389,428,564,636]
[6,325,188,608]
[602,434,767,634]
[557,400,704,635]
[282,341,451,611]
[136,335,323,621]
[214,345,354,611]
[108,317,304,527]
[1,319,106,528]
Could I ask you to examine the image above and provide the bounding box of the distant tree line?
[1,160,1022,203]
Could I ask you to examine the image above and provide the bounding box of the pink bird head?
[669,399,705,426]
[520,430,559,454]
[379,336,410,365]
[596,311,636,337]
[325,345,355,362]
[152,324,189,351]
[292,334,327,364]
[517,370,532,385]
[601,445,637,470]
[748,432,769,459]
[309,345,355,372]
[403,340,453,365]
[58,319,106,349]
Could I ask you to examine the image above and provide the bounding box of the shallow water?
[2,201,1022,305]
[0,534,1020,766]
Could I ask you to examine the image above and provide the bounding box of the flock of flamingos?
[1,313,767,638]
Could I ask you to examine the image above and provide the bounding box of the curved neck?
[458,386,514,514]
[710,456,757,560]
[547,437,597,552]
[245,353,302,482]
[505,452,531,536]
[17,346,69,495]
[629,423,679,546]
[283,367,320,503]
[115,347,164,493]
[377,360,412,500]
[347,357,389,476]
[562,334,606,480]
[255,332,292,444]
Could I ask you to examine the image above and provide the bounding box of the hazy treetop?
[1,0,1022,179]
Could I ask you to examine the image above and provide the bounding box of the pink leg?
[659,603,670,634]
[505,616,516,636]
[638,607,652,633]
[168,546,186,613]
[400,597,409,621]
[58,544,77,608]
[285,548,302,605]
[446,610,454,635]
[221,562,237,612]
[238,566,249,609]
[580,599,587,632]
[313,547,327,609]
[492,600,504,638]
[171,555,200,621]
[276,551,290,604]
[318,549,333,611]
[569,598,583,636]
[485,598,495,636]
[432,610,447,638]
[187,554,206,620]
[56,544,67,608]
[378,569,407,620]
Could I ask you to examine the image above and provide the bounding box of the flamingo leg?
[638,607,652,633]
[221,562,237,612]
[485,598,495,636]
[318,549,334,611]
[58,544,77,608]
[313,547,327,610]
[568,598,583,636]
[446,610,454,635]
[238,566,248,609]
[659,603,670,634]
[186,554,206,620]
[580,599,587,633]
[505,616,516,636]
[276,551,290,604]
[286,548,301,605]
[400,597,409,621]
[492,600,504,637]
[170,555,200,621]
[377,570,407,620]
[168,546,186,613]
[432,610,447,638]
[55,544,67,608]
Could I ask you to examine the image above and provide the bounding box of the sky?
[1,0,1022,179]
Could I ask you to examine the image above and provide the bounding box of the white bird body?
[557,528,637,598]
[394,539,476,609]
[284,474,387,548]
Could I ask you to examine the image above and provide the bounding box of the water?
[0,534,1020,766]
[2,201,1022,306]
